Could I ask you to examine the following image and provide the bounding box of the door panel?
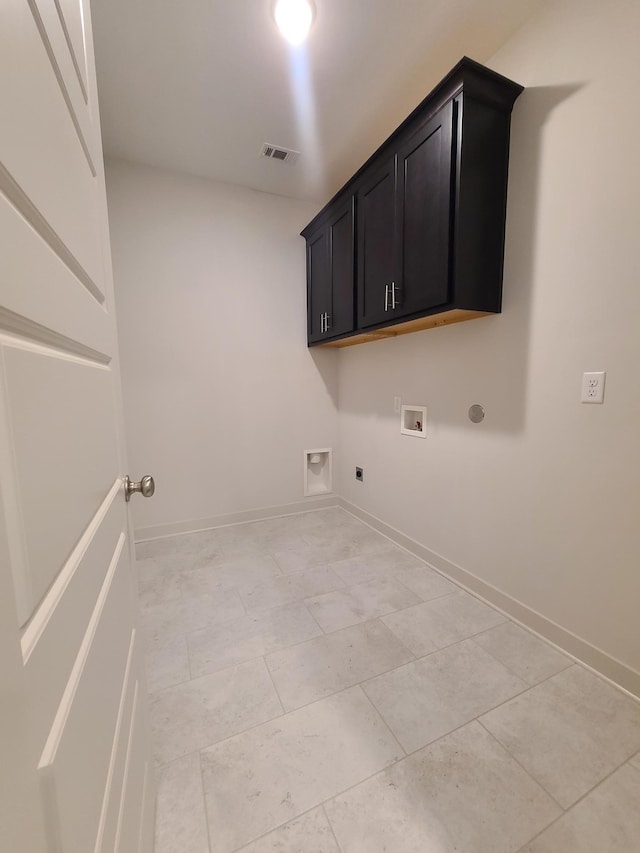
[357,158,396,328]
[0,495,48,853]
[37,537,134,853]
[30,0,97,162]
[328,199,354,338]
[0,191,112,357]
[2,344,119,621]
[0,0,154,849]
[0,0,105,296]
[21,489,123,748]
[307,228,330,342]
[96,631,139,853]
[397,100,454,316]
[55,0,90,98]
[306,197,355,343]
[137,762,155,853]
[95,644,140,853]
[115,682,152,853]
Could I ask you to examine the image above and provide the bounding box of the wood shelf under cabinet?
[314,308,492,347]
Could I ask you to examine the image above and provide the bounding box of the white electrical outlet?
[393,396,401,413]
[581,371,606,404]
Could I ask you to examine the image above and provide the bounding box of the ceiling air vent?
[261,143,300,165]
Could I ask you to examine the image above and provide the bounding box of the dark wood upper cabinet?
[357,101,455,329]
[396,99,454,319]
[306,195,355,343]
[306,227,330,343]
[302,58,523,348]
[357,157,396,328]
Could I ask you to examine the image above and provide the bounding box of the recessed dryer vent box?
[304,448,332,496]
[400,405,427,438]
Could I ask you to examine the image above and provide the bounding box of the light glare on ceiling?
[274,0,314,45]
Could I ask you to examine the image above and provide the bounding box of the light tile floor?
[138,507,640,853]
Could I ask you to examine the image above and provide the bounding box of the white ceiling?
[91,0,544,204]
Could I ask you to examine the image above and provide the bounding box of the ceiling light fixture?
[274,0,315,45]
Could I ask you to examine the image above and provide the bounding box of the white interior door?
[0,1,154,851]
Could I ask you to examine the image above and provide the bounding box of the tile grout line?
[147,672,192,694]
[265,622,418,714]
[484,713,640,847]
[184,627,194,682]
[152,696,288,772]
[358,658,524,759]
[316,716,497,813]
[236,585,249,617]
[135,504,337,546]
[170,573,457,668]
[147,595,554,718]
[373,606,595,688]
[140,509,398,563]
[174,614,420,720]
[197,750,214,853]
[149,637,262,698]
[312,702,589,847]
[155,676,413,803]
[143,540,468,646]
[237,563,349,607]
[200,682,411,806]
[151,618,527,720]
[297,713,536,846]
[352,683,407,758]
[176,551,282,579]
[201,694,413,852]
[336,505,438,565]
[476,717,566,812]
[512,755,640,853]
[467,634,573,690]
[262,655,287,717]
[184,607,324,676]
[473,660,640,799]
[180,622,325,684]
[301,585,460,635]
[322,803,345,853]
[224,803,339,853]
[365,620,517,676]
[301,597,331,636]
[155,662,639,800]
[146,641,194,695]
[380,665,537,760]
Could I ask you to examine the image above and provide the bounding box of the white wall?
[337,0,640,682]
[105,161,338,535]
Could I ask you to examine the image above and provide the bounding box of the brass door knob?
[124,475,155,502]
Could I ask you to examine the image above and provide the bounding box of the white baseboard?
[339,498,640,701]
[134,496,338,542]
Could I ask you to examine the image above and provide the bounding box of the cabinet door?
[395,99,455,317]
[306,227,330,343]
[306,198,355,344]
[327,197,355,338]
[356,157,397,329]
